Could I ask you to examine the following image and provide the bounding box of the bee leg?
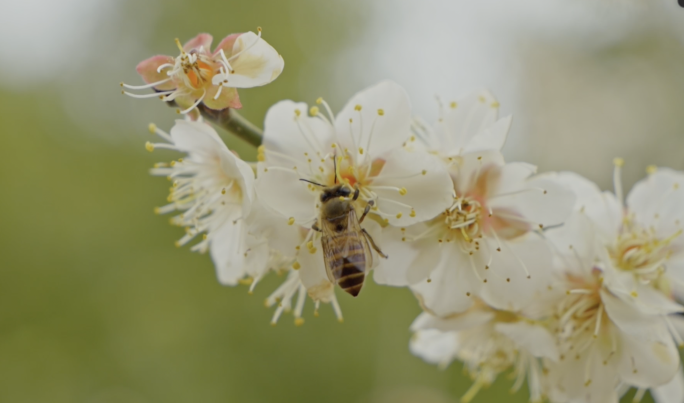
[352,186,360,201]
[312,223,322,232]
[359,200,374,224]
[362,228,388,259]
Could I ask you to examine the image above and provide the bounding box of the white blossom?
[374,91,575,316]
[254,81,453,298]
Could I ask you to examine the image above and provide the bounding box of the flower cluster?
[123,32,684,403]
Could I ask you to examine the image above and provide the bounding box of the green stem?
[197,105,263,148]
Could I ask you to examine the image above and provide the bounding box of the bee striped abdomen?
[329,234,367,297]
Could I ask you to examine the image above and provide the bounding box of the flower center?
[443,197,484,243]
[610,219,681,284]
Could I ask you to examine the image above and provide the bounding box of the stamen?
[178,89,206,114]
[122,90,174,99]
[121,78,172,90]
[226,27,263,62]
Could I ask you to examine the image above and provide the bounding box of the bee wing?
[320,210,372,284]
[320,231,338,284]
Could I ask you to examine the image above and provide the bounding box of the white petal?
[409,329,459,367]
[478,236,555,311]
[461,115,511,155]
[410,248,479,317]
[370,147,453,226]
[404,239,445,285]
[601,289,668,343]
[628,169,684,240]
[452,150,505,196]
[489,167,575,229]
[246,200,301,256]
[334,81,411,160]
[243,233,270,279]
[296,241,338,303]
[410,310,494,333]
[372,226,421,286]
[652,367,684,403]
[618,328,679,388]
[169,119,225,153]
[436,90,500,153]
[494,321,559,360]
[220,32,284,88]
[263,100,336,169]
[209,217,246,286]
[554,171,622,239]
[254,164,318,225]
[545,212,596,276]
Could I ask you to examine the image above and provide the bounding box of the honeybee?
[302,179,388,297]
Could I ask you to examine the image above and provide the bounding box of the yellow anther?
[203,233,208,240]
[294,318,305,326]
[613,157,624,167]
[221,188,227,195]
[288,217,295,225]
[410,210,416,218]
[306,241,314,250]
[257,153,265,162]
[153,207,161,214]
[316,97,323,104]
[377,109,384,116]
[338,317,344,323]
[174,241,181,248]
[630,291,638,297]
[396,213,403,219]
[309,247,317,254]
[491,101,500,108]
[170,161,176,167]
[398,187,407,196]
[292,261,301,270]
[422,170,427,175]
[358,147,364,155]
[148,123,157,134]
[257,26,262,32]
[410,136,415,142]
[478,96,486,103]
[331,143,336,148]
[145,142,154,152]
[238,277,254,285]
[450,102,457,108]
[294,109,301,117]
[354,104,362,111]
[310,106,319,116]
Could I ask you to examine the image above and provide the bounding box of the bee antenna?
[300,178,325,187]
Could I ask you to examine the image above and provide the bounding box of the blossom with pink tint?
[122,30,284,114]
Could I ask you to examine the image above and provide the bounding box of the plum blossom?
[410,300,558,403]
[374,91,574,316]
[148,119,289,286]
[254,81,454,298]
[554,165,684,317]
[122,31,284,113]
[543,212,681,403]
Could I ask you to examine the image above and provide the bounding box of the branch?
[197,105,263,148]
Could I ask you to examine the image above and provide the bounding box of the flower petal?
[494,321,559,360]
[254,163,318,225]
[210,218,246,286]
[617,328,679,388]
[372,226,421,286]
[461,115,511,155]
[437,90,500,153]
[601,289,668,343]
[652,367,684,403]
[410,247,479,317]
[204,85,241,110]
[135,55,176,90]
[220,31,284,88]
[263,100,336,169]
[628,168,684,240]
[334,81,412,160]
[183,33,213,52]
[213,33,241,58]
[370,147,453,226]
[409,329,459,367]
[410,310,494,332]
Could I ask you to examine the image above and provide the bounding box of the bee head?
[320,184,351,203]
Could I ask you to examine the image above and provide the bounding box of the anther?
[410,210,416,218]
[646,165,657,174]
[354,104,362,111]
[148,123,157,134]
[288,217,295,225]
[310,106,319,116]
[358,147,364,154]
[396,213,402,219]
[491,101,500,108]
[399,187,407,196]
[292,261,301,270]
[613,157,625,167]
[421,170,427,175]
[316,97,323,104]
[294,318,305,326]
[377,109,384,116]
[450,102,457,108]
[145,142,155,152]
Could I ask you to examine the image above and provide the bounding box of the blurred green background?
[2,0,684,402]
